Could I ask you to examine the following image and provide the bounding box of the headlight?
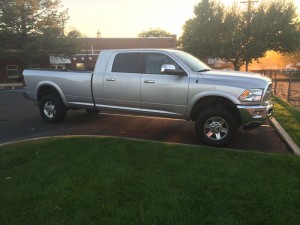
[239,89,263,102]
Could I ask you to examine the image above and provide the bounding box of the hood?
[200,70,271,88]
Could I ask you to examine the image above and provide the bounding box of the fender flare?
[36,81,68,106]
[187,91,240,120]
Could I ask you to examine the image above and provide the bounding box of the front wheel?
[39,94,67,123]
[195,107,238,147]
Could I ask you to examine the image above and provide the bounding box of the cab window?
[112,53,142,73]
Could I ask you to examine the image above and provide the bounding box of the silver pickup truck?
[23,49,273,146]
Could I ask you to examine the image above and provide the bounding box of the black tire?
[39,94,67,123]
[195,107,238,147]
[85,108,99,114]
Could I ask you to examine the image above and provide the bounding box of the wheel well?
[190,96,241,125]
[37,85,60,102]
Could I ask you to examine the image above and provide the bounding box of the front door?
[141,53,189,117]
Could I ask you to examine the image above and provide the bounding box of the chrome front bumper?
[237,103,274,127]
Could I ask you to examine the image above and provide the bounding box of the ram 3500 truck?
[23,49,273,146]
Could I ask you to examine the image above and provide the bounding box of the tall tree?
[241,0,300,70]
[138,28,172,37]
[181,0,300,71]
[219,2,245,70]
[180,0,224,59]
[0,0,80,66]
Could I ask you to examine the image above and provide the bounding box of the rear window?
[112,53,142,73]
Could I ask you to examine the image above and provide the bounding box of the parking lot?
[0,88,290,153]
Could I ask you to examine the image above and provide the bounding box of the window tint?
[112,53,142,73]
[145,53,182,74]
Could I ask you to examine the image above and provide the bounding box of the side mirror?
[161,64,186,76]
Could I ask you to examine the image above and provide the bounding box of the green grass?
[273,96,300,146]
[1,137,300,225]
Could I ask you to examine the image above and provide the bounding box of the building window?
[7,65,19,78]
[89,57,92,60]
[51,65,65,70]
[81,57,85,61]
[73,57,77,60]
[31,64,40,69]
[76,63,85,70]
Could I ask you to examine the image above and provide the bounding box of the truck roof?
[101,48,180,53]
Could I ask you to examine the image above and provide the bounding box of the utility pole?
[240,0,258,12]
[240,0,258,72]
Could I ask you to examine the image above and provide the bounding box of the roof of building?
[78,36,177,51]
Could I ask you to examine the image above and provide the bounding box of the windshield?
[172,50,211,72]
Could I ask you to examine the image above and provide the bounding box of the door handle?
[106,78,115,81]
[144,80,155,83]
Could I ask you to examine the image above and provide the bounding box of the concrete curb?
[269,118,300,156]
[0,134,289,156]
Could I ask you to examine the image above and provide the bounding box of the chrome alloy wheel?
[204,117,229,140]
[43,101,56,119]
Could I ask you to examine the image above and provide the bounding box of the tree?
[138,28,172,38]
[181,0,300,71]
[219,2,245,70]
[180,0,224,59]
[287,50,300,69]
[241,0,300,70]
[0,0,81,67]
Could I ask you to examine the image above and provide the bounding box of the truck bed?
[23,69,94,108]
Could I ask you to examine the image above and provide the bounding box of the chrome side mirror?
[161,64,186,76]
[161,64,176,73]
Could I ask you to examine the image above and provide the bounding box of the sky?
[62,0,300,38]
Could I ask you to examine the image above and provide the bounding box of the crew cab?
[23,49,273,146]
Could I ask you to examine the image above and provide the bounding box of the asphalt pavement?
[0,88,290,153]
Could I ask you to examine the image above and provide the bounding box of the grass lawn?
[273,96,300,146]
[1,137,300,225]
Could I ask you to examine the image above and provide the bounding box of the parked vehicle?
[23,49,273,146]
[281,67,298,73]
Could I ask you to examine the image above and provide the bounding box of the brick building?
[0,36,177,83]
[0,55,50,83]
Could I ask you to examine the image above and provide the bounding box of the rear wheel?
[39,94,67,123]
[195,107,238,147]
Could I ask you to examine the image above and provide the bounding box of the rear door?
[102,52,142,110]
[141,52,189,117]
